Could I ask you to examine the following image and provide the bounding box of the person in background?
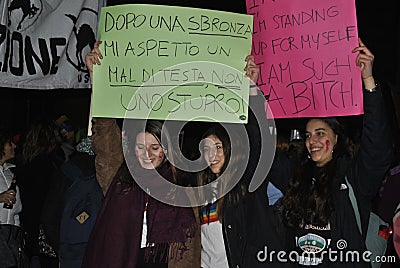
[32,135,98,268]
[267,130,303,206]
[270,39,393,267]
[57,136,99,268]
[55,115,77,162]
[17,119,64,268]
[0,126,22,268]
[393,202,400,258]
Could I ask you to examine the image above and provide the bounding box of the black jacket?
[221,93,288,268]
[270,84,392,267]
[18,151,64,257]
[40,151,96,252]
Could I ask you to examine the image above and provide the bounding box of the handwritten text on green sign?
[92,4,253,123]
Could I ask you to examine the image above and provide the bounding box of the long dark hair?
[283,118,349,228]
[119,120,178,188]
[197,124,248,221]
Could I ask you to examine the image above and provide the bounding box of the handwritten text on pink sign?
[246,0,363,118]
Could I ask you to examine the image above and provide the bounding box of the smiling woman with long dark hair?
[192,56,284,268]
[272,39,393,267]
[83,44,199,267]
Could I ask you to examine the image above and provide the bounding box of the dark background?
[1,0,399,161]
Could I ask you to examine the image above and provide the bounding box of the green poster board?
[92,4,253,123]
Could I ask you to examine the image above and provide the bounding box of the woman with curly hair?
[273,39,393,267]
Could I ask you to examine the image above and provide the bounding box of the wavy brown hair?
[22,120,61,164]
[283,118,350,228]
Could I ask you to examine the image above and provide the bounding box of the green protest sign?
[91,4,253,123]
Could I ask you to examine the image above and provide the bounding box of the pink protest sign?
[246,0,363,118]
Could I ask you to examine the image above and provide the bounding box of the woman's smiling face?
[305,119,338,167]
[135,132,165,169]
[1,141,16,165]
[203,134,225,176]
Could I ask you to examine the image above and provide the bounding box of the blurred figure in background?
[0,126,22,268]
[393,202,400,258]
[17,119,64,268]
[55,115,77,162]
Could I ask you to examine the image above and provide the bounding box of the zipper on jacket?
[223,220,236,267]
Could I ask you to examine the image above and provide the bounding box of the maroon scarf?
[133,163,196,261]
[82,162,196,268]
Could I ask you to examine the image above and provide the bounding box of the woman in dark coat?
[273,39,393,267]
[84,46,199,267]
[193,56,285,268]
[82,120,199,268]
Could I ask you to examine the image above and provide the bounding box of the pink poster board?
[247,0,363,118]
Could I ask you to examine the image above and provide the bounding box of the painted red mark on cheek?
[158,152,164,159]
[326,140,330,152]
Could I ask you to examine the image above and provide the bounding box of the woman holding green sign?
[192,55,285,268]
[83,41,200,268]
